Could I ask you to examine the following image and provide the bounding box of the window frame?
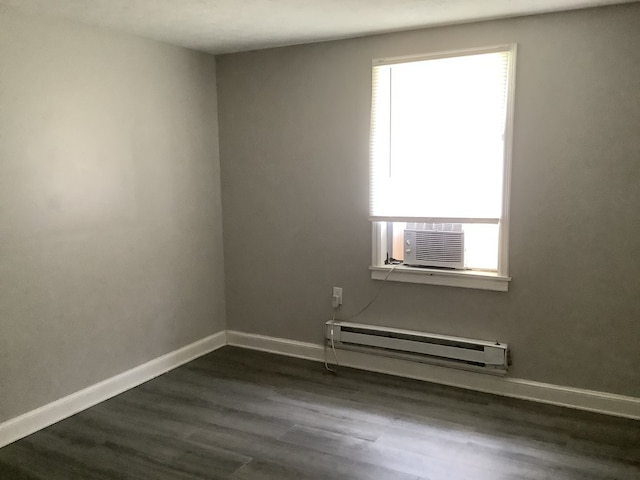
[369,44,517,292]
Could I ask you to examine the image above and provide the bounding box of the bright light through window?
[370,46,515,274]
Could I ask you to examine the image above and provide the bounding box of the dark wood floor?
[1,347,639,479]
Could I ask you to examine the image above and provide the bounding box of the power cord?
[340,265,397,322]
[323,265,396,373]
[324,314,340,373]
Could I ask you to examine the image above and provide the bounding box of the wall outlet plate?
[332,287,343,308]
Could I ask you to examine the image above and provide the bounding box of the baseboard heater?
[325,321,509,375]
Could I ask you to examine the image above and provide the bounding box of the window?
[369,45,516,291]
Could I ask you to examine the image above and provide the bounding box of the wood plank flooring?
[1,346,639,479]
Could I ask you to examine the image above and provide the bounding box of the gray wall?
[217,4,640,397]
[0,10,225,421]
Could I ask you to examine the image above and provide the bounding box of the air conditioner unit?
[326,321,509,374]
[404,226,464,269]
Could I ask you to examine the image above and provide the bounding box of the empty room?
[1,0,639,478]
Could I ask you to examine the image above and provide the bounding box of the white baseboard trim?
[3,329,638,449]
[0,331,227,448]
[227,330,640,420]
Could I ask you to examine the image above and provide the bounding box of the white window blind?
[370,49,512,223]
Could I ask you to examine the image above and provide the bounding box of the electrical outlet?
[332,287,343,308]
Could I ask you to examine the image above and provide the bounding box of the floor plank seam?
[229,457,253,478]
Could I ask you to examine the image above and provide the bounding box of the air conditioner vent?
[404,228,464,269]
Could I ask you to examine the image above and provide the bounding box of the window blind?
[369,50,511,223]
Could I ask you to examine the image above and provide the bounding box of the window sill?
[370,265,511,292]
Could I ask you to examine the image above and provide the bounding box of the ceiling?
[0,0,635,54]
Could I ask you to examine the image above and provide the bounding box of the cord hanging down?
[324,316,340,373]
[324,266,396,373]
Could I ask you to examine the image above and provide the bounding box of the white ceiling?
[0,0,635,54]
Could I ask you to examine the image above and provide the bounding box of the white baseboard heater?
[325,321,509,375]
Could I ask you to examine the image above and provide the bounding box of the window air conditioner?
[404,224,464,269]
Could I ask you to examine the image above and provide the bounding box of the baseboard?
[4,329,637,449]
[227,330,640,420]
[0,331,227,448]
